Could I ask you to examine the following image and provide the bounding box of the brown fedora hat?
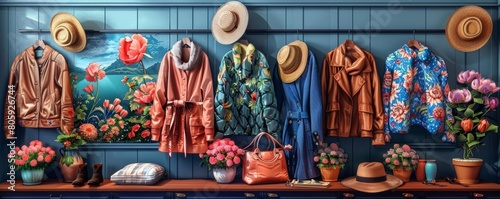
[211,1,249,45]
[50,12,87,52]
[277,40,308,83]
[341,162,403,193]
[446,5,492,52]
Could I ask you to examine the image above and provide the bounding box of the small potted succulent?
[382,144,419,182]
[313,143,348,182]
[199,138,244,183]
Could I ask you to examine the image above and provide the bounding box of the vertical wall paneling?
[137,150,171,178]
[105,150,138,178]
[352,7,370,49]
[370,7,423,30]
[74,7,106,30]
[79,150,106,178]
[138,7,169,29]
[193,7,208,29]
[177,7,193,30]
[0,6,9,184]
[304,7,338,30]
[105,7,138,30]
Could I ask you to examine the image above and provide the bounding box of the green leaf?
[467,141,481,148]
[144,53,153,59]
[130,101,140,111]
[473,98,484,104]
[467,133,475,143]
[456,107,466,111]
[93,107,106,115]
[458,134,467,142]
[473,112,484,117]
[486,124,498,133]
[476,132,486,138]
[472,118,480,123]
[124,91,135,100]
[143,74,153,80]
[446,120,454,130]
[132,76,144,84]
[454,116,463,121]
[143,106,150,115]
[465,108,474,118]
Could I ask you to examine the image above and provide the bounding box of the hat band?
[356,175,387,183]
[54,22,77,47]
[279,45,301,74]
[458,16,482,40]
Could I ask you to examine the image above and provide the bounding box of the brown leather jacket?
[4,45,74,138]
[321,42,385,145]
[150,41,214,157]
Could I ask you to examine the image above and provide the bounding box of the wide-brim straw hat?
[50,12,87,52]
[277,40,308,83]
[445,5,492,52]
[211,1,249,45]
[341,162,403,193]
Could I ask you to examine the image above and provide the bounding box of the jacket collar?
[232,43,256,79]
[330,42,371,74]
[171,40,201,70]
[26,45,54,66]
[402,43,431,62]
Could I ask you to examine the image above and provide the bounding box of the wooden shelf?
[1,179,499,192]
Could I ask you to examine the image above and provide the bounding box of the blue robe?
[281,51,323,180]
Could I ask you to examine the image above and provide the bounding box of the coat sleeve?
[437,57,455,143]
[258,54,281,139]
[214,55,229,135]
[309,53,324,144]
[4,57,19,139]
[200,53,214,141]
[382,53,395,142]
[369,54,385,146]
[150,53,170,141]
[320,54,330,135]
[56,54,75,134]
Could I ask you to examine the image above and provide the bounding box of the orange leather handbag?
[242,132,290,185]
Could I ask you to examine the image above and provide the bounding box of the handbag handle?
[251,148,283,163]
[243,132,285,151]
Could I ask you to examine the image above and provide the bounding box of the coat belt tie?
[166,100,204,157]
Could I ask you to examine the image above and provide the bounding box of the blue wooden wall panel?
[79,150,105,178]
[105,7,138,29]
[0,3,499,184]
[74,7,106,30]
[0,6,9,186]
[137,150,171,177]
[370,7,424,29]
[138,7,169,29]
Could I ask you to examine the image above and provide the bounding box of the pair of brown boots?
[72,163,103,186]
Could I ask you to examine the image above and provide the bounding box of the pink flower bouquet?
[313,143,348,169]
[446,70,499,159]
[9,140,56,170]
[199,138,244,170]
[382,144,419,171]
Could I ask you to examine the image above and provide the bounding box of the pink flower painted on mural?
[84,62,106,82]
[133,82,156,104]
[118,34,148,65]
[83,84,94,94]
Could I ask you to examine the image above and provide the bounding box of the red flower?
[127,131,136,139]
[84,62,106,82]
[121,76,129,83]
[67,108,74,118]
[131,124,140,133]
[461,119,473,133]
[477,119,490,133]
[133,82,156,104]
[103,99,110,109]
[44,155,53,163]
[432,107,445,121]
[144,120,151,128]
[114,105,123,113]
[113,98,121,106]
[118,34,148,65]
[100,124,109,132]
[83,84,94,94]
[141,130,151,138]
[120,110,128,117]
[63,141,71,148]
[251,92,257,103]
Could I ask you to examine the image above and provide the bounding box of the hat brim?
[445,5,492,52]
[212,1,249,45]
[341,175,403,193]
[50,12,87,52]
[278,40,308,83]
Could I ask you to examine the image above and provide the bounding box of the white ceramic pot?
[213,167,236,184]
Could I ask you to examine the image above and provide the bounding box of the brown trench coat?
[321,42,385,145]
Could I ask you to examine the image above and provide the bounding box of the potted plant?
[382,144,419,182]
[55,128,87,182]
[9,140,56,185]
[446,70,499,184]
[313,143,348,182]
[199,138,244,183]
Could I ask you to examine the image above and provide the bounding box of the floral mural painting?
[70,33,168,142]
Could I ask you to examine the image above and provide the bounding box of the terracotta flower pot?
[452,158,483,185]
[320,167,341,182]
[392,168,412,182]
[59,149,84,182]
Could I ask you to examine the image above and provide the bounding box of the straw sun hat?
[50,12,87,52]
[211,1,249,45]
[445,5,492,52]
[277,40,308,83]
[341,162,403,193]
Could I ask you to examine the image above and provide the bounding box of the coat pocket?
[325,102,340,130]
[189,117,205,145]
[358,103,373,131]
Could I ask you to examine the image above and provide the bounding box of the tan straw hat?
[341,162,403,193]
[445,5,492,52]
[211,1,249,45]
[277,40,308,83]
[50,12,87,52]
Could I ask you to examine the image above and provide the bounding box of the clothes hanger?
[344,29,355,51]
[182,30,191,48]
[33,30,45,59]
[239,39,249,45]
[407,29,421,49]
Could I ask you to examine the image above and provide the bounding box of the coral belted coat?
[321,43,385,145]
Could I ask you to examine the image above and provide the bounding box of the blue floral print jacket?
[382,43,454,142]
[214,43,281,138]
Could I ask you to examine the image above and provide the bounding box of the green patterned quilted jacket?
[215,43,281,138]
